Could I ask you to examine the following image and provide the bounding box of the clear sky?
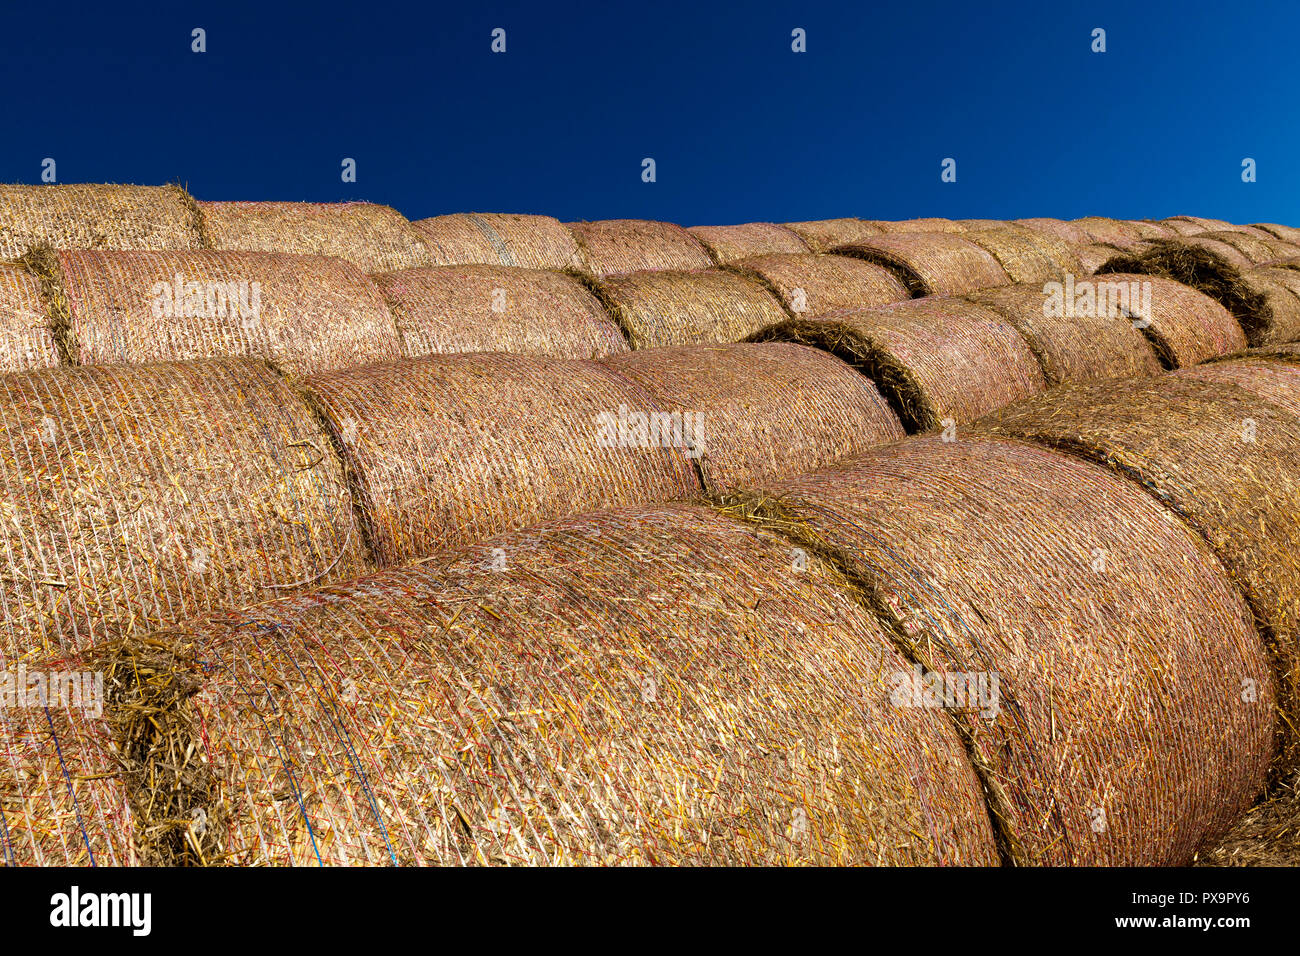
[2,0,1295,227]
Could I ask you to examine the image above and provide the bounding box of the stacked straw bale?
[727,435,1273,865]
[1072,217,1169,246]
[1180,357,1300,423]
[42,250,401,376]
[197,201,430,273]
[830,233,1010,296]
[604,342,904,493]
[962,226,1081,283]
[372,264,627,359]
[594,269,787,349]
[1236,268,1300,345]
[1199,231,1300,265]
[412,213,584,271]
[301,355,702,565]
[1075,243,1127,274]
[1254,223,1300,245]
[565,220,712,276]
[130,505,1000,866]
[0,262,61,372]
[0,359,368,659]
[686,223,809,264]
[729,253,909,316]
[750,298,1046,431]
[866,218,966,234]
[783,219,883,252]
[1163,216,1235,234]
[977,376,1300,768]
[0,184,202,260]
[1013,218,1092,244]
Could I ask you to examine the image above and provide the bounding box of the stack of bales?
[0,184,203,260]
[412,213,585,271]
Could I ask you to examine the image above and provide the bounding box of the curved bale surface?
[730,253,909,316]
[1236,267,1300,345]
[686,223,809,264]
[1163,216,1235,235]
[783,218,884,253]
[302,355,702,565]
[373,264,627,359]
[867,218,966,234]
[603,342,904,493]
[145,505,999,866]
[0,184,202,261]
[966,283,1162,385]
[1181,357,1300,422]
[1254,223,1300,245]
[962,226,1081,283]
[1071,217,1156,247]
[831,233,1010,296]
[595,269,788,349]
[1198,231,1300,265]
[48,250,402,376]
[0,359,369,659]
[1075,242,1126,274]
[730,436,1273,865]
[566,220,712,276]
[0,262,61,372]
[197,201,430,273]
[1013,218,1092,244]
[412,213,584,271]
[977,376,1300,768]
[750,298,1046,431]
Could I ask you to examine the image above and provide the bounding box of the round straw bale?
[565,219,712,276]
[197,201,430,273]
[1253,223,1300,245]
[1236,268,1300,345]
[372,264,627,359]
[593,269,787,349]
[867,218,966,234]
[603,342,904,493]
[1013,218,1092,244]
[1198,231,1300,265]
[977,375,1300,769]
[0,262,60,372]
[301,355,702,565]
[966,282,1161,385]
[783,218,884,252]
[1075,242,1127,274]
[1163,216,1235,234]
[1180,357,1300,420]
[143,504,999,866]
[0,184,202,261]
[1070,217,1152,247]
[830,233,1010,296]
[951,219,1007,231]
[962,226,1081,283]
[1174,238,1255,268]
[730,435,1273,865]
[685,223,809,264]
[46,249,401,376]
[0,359,369,659]
[411,213,584,271]
[749,298,1046,431]
[729,253,909,316]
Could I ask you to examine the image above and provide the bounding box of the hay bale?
[729,435,1273,865]
[1163,216,1235,234]
[372,264,627,359]
[1236,268,1300,345]
[831,233,1010,296]
[0,184,202,261]
[593,269,787,349]
[0,262,60,372]
[411,213,584,271]
[1013,218,1092,244]
[302,354,701,565]
[685,223,809,264]
[1179,357,1300,420]
[783,218,884,253]
[729,253,909,316]
[197,201,430,273]
[962,226,1081,283]
[565,220,712,276]
[1075,242,1127,274]
[135,504,1000,866]
[750,297,1046,431]
[1198,231,1300,265]
[1070,217,1153,247]
[868,218,966,234]
[977,375,1300,770]
[0,359,369,659]
[604,342,904,493]
[1197,785,1300,865]
[45,249,401,376]
[966,282,1162,385]
[951,219,1007,231]
[1253,223,1300,245]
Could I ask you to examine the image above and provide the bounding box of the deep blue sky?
[2,1,1295,226]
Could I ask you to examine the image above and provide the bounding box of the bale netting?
[1012,218,1092,244]
[962,226,1081,283]
[0,184,203,261]
[976,375,1300,770]
[830,233,1010,296]
[1163,216,1236,235]
[685,222,809,264]
[301,354,702,566]
[593,269,788,349]
[1179,358,1300,421]
[136,504,1000,866]
[1236,268,1300,345]
[0,262,60,372]
[1254,223,1300,245]
[372,264,628,359]
[603,342,904,494]
[1075,242,1127,274]
[724,435,1274,865]
[749,298,1046,431]
[45,249,402,376]
[729,253,910,316]
[1198,231,1300,265]
[565,219,712,276]
[412,213,584,271]
[0,359,369,660]
[196,201,430,274]
[783,218,884,253]
[966,283,1162,385]
[867,218,967,234]
[1070,217,1158,247]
